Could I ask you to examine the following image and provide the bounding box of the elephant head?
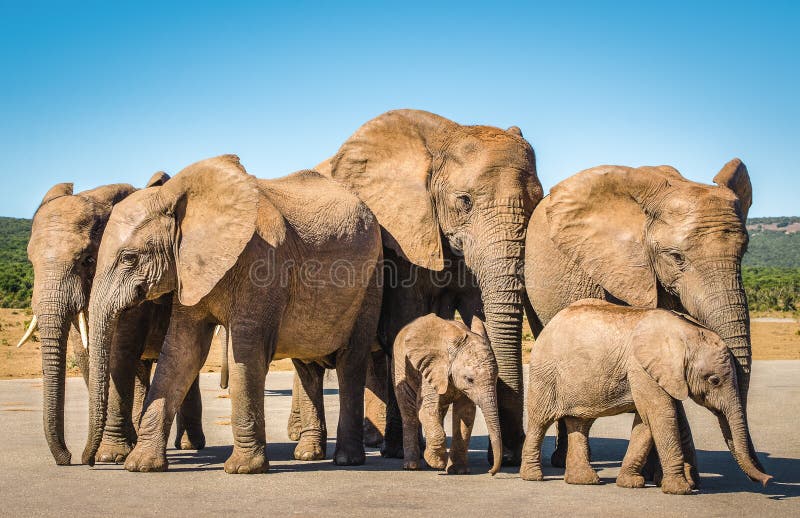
[22,172,168,465]
[82,155,284,464]
[631,313,771,486]
[404,314,503,475]
[545,159,753,406]
[320,109,542,448]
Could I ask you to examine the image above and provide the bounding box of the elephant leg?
[364,348,388,448]
[447,396,476,475]
[676,401,699,489]
[395,378,422,470]
[563,417,599,485]
[420,390,448,470]
[224,333,270,474]
[286,373,302,441]
[175,375,205,450]
[125,315,213,473]
[551,418,568,468]
[637,395,692,494]
[291,360,327,461]
[132,359,152,436]
[520,418,551,481]
[381,377,405,459]
[617,412,651,488]
[332,326,371,466]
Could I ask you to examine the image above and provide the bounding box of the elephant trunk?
[718,403,771,486]
[468,202,528,459]
[476,391,503,475]
[82,284,118,466]
[36,298,72,465]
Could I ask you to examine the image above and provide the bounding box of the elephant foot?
[294,435,326,461]
[95,440,132,464]
[660,474,693,495]
[175,428,206,451]
[287,416,302,442]
[224,447,269,474]
[550,447,567,468]
[445,463,471,475]
[616,471,645,488]
[423,447,447,470]
[520,463,544,481]
[333,444,366,466]
[380,441,405,459]
[363,420,384,448]
[124,445,168,472]
[564,466,600,485]
[403,460,421,470]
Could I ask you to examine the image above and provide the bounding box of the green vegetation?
[0,215,798,311]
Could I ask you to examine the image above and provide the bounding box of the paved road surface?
[0,361,798,517]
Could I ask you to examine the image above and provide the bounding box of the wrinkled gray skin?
[525,159,755,470]
[394,314,502,475]
[290,109,542,464]
[83,156,382,473]
[520,300,771,495]
[25,175,204,465]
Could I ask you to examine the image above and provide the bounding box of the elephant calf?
[520,299,771,494]
[393,314,502,475]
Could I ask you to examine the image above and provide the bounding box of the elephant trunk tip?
[758,474,773,488]
[81,446,96,467]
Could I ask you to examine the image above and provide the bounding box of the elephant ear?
[469,316,489,342]
[164,155,262,306]
[328,110,451,271]
[81,183,137,208]
[40,183,73,206]
[631,312,689,400]
[506,126,524,138]
[146,171,170,187]
[546,166,669,308]
[713,158,752,222]
[404,314,454,394]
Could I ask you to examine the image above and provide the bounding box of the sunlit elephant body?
[310,109,543,463]
[24,174,204,465]
[525,159,755,468]
[83,156,382,473]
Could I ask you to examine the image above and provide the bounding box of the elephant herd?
[18,109,766,493]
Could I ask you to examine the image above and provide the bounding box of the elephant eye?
[665,250,685,267]
[464,375,475,384]
[708,375,721,387]
[456,194,473,213]
[82,255,95,268]
[120,252,138,266]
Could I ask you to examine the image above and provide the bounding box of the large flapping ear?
[163,155,261,306]
[80,183,137,208]
[146,171,171,187]
[403,314,456,394]
[713,158,752,222]
[506,126,524,138]
[631,312,689,400]
[39,183,74,206]
[328,109,452,270]
[546,166,671,308]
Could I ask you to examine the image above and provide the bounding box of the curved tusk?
[214,325,222,337]
[78,310,89,349]
[17,315,38,348]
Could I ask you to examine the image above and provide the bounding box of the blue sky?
[1,1,797,217]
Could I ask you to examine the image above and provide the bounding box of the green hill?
[1,215,799,311]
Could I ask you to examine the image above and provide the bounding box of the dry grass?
[1,308,798,380]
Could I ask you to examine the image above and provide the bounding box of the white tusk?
[17,315,38,348]
[214,325,221,337]
[78,310,89,349]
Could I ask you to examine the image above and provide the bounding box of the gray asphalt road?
[0,361,798,517]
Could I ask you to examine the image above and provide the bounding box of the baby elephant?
[394,314,502,475]
[520,299,771,494]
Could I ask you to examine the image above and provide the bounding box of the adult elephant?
[21,173,205,465]
[82,156,382,472]
[316,109,543,463]
[525,159,756,469]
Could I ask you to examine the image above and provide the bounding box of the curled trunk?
[476,392,503,475]
[718,405,771,486]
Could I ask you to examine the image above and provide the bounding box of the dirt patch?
[2,309,798,379]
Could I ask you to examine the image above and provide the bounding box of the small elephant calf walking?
[393,314,503,475]
[520,299,771,494]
